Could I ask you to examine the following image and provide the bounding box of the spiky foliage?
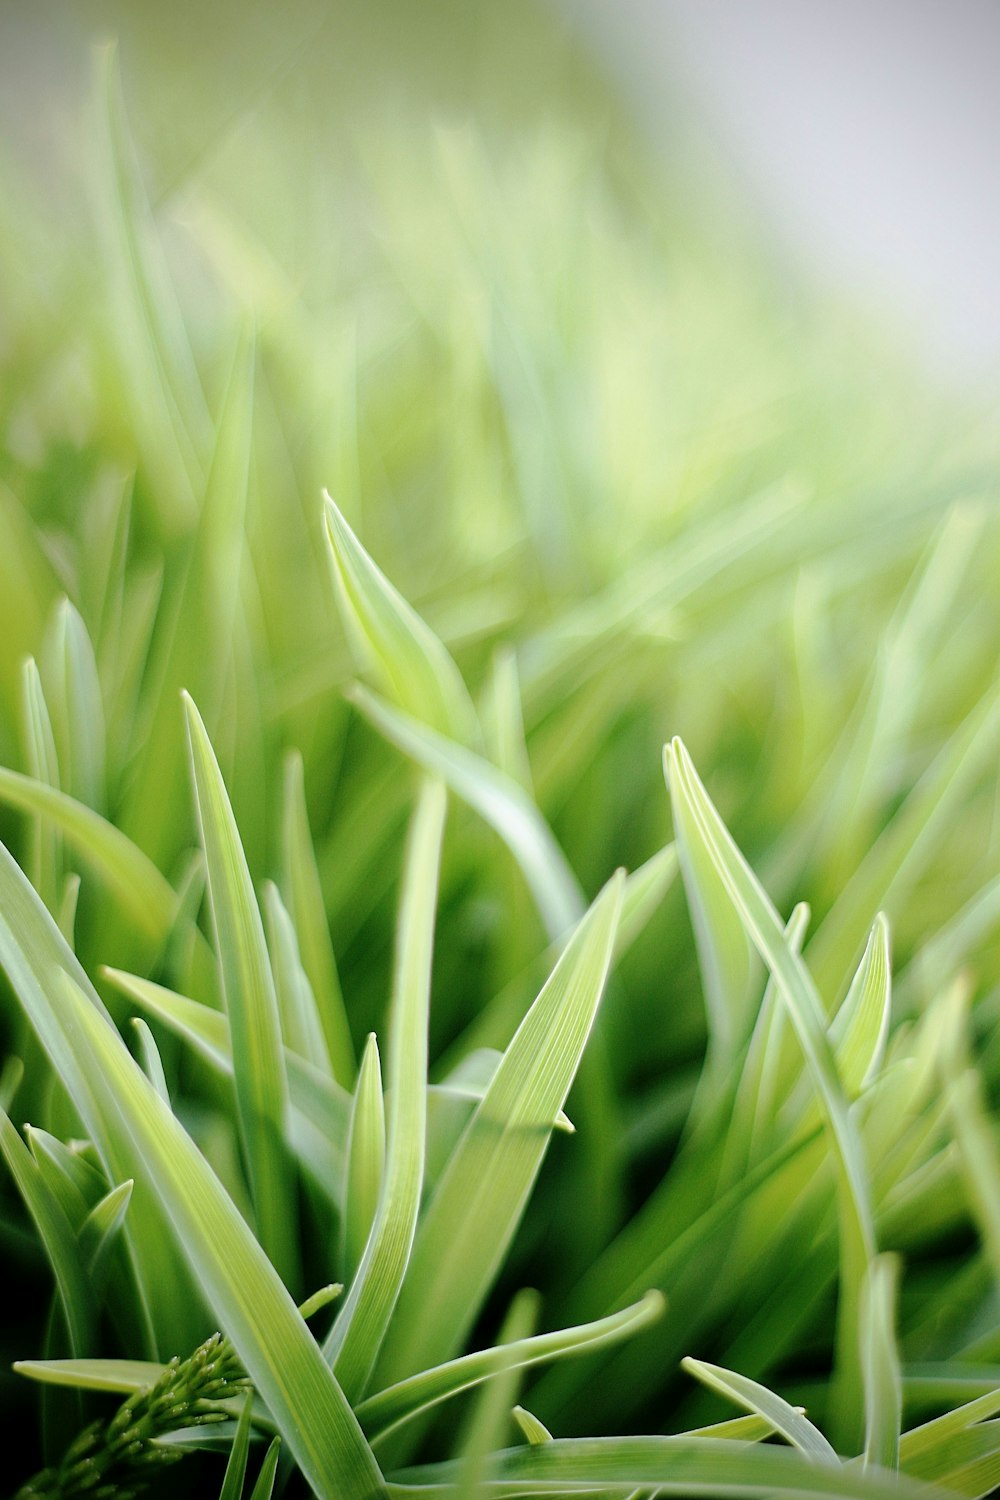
[2,3,1000,1497]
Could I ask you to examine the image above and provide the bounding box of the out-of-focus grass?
[2,2,1000,1495]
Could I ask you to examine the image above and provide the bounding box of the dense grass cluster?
[2,4,1000,1496]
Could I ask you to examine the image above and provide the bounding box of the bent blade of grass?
[323,491,478,745]
[386,1434,942,1499]
[375,871,624,1392]
[342,1032,386,1286]
[0,767,179,944]
[360,1292,663,1446]
[56,970,386,1500]
[184,692,298,1286]
[281,750,354,1085]
[323,779,446,1399]
[682,1357,838,1463]
[664,739,876,1451]
[349,683,583,942]
[862,1255,902,1471]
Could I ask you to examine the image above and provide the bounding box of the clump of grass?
[2,5,1000,1497]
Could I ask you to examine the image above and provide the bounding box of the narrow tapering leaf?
[359,1291,663,1444]
[682,1357,837,1462]
[324,779,446,1399]
[264,880,331,1074]
[218,1391,254,1500]
[323,491,477,744]
[281,751,355,1085]
[376,871,624,1389]
[342,1033,386,1284]
[862,1255,902,1471]
[183,692,297,1284]
[54,969,385,1500]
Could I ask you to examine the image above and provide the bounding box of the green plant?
[3,5,1000,1496]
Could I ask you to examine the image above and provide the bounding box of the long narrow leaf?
[184,692,297,1285]
[54,970,386,1500]
[323,780,446,1399]
[375,870,623,1390]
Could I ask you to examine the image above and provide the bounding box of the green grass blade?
[0,843,195,1353]
[263,880,331,1074]
[281,750,355,1085]
[831,915,892,1098]
[671,760,755,1070]
[664,738,876,1450]
[14,1358,166,1395]
[80,1178,133,1279]
[41,597,106,813]
[102,968,349,1203]
[512,1405,552,1444]
[132,1018,172,1105]
[349,683,582,941]
[342,1033,386,1286]
[20,656,62,913]
[323,491,478,744]
[481,647,533,792]
[682,1357,838,1462]
[218,1390,255,1500]
[807,682,1000,1000]
[324,779,446,1399]
[387,1434,941,1498]
[249,1436,282,1500]
[358,1292,663,1445]
[53,969,386,1500]
[455,1289,538,1498]
[375,870,624,1390]
[861,1255,901,1471]
[903,1389,1000,1457]
[0,767,180,944]
[93,41,207,531]
[0,1103,93,1355]
[183,692,298,1286]
[617,843,679,955]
